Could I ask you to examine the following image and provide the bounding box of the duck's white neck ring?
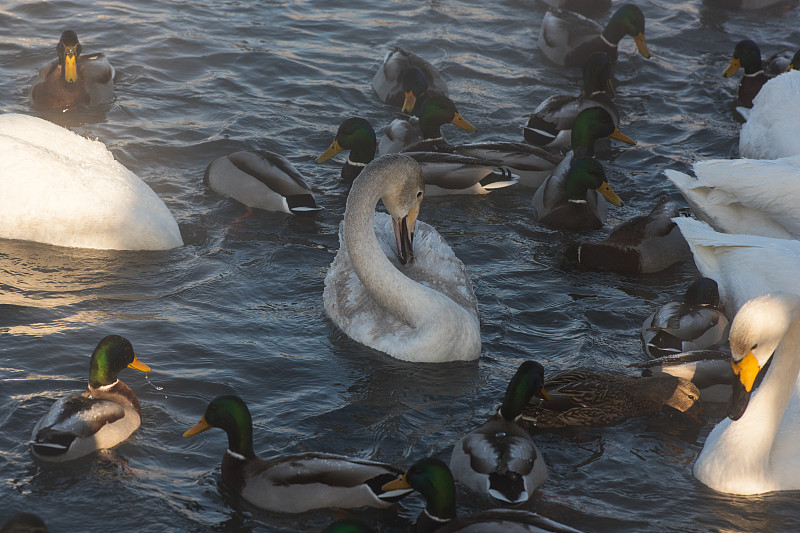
[568,198,588,205]
[346,158,367,167]
[600,34,616,48]
[423,509,452,524]
[744,70,764,78]
[423,136,444,142]
[96,380,120,391]
[226,449,246,461]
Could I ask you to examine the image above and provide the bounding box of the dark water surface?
[2,0,800,531]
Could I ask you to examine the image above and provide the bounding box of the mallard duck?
[641,277,729,358]
[1,513,49,533]
[30,30,114,110]
[204,150,322,215]
[538,0,611,16]
[531,156,623,230]
[633,349,734,404]
[737,71,800,159]
[449,361,550,504]
[0,113,183,250]
[524,52,618,149]
[324,154,481,362]
[372,47,448,115]
[316,118,517,195]
[518,370,701,429]
[183,395,413,512]
[694,293,800,495]
[29,335,150,462]
[665,155,800,237]
[383,458,585,532]
[389,95,477,153]
[722,39,771,109]
[538,4,651,68]
[572,194,688,273]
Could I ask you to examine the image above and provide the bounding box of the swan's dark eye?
[751,343,758,351]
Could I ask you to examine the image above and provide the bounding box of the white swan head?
[356,154,425,265]
[727,293,798,420]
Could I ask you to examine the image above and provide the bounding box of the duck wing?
[30,394,125,453]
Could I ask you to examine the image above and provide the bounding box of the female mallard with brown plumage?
[183,395,413,512]
[30,30,114,110]
[518,370,701,429]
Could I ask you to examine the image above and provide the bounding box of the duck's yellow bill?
[315,139,343,164]
[732,352,760,393]
[722,58,740,78]
[609,128,635,145]
[128,355,151,373]
[597,182,623,207]
[381,474,411,492]
[183,416,212,437]
[64,55,78,83]
[787,63,795,73]
[540,387,551,401]
[451,112,477,133]
[634,33,651,59]
[402,90,417,114]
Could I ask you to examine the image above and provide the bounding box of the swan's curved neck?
[343,177,430,328]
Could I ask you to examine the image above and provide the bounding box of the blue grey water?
[1,0,799,531]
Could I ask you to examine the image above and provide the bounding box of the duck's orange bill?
[597,182,623,207]
[609,128,635,145]
[381,474,411,492]
[315,139,343,164]
[128,355,151,373]
[722,58,741,78]
[183,416,212,438]
[451,112,477,133]
[634,33,651,59]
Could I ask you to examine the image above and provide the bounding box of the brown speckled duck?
[519,370,701,429]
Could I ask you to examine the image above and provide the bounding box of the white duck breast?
[739,70,800,159]
[204,150,322,215]
[0,113,182,250]
[324,154,481,363]
[665,155,800,239]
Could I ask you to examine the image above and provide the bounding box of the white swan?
[738,70,800,159]
[0,114,182,250]
[323,153,481,363]
[693,293,800,495]
[665,155,800,240]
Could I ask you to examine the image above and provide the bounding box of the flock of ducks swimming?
[4,1,800,531]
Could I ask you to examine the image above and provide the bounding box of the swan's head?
[727,293,798,420]
[372,154,424,265]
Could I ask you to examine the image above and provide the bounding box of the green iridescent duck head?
[603,4,650,59]
[316,117,377,166]
[183,395,256,458]
[565,157,623,206]
[500,360,550,421]
[88,335,150,388]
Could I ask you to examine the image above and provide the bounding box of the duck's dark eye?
[417,191,423,199]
